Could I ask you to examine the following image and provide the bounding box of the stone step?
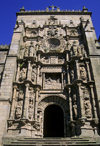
[3,137,100,146]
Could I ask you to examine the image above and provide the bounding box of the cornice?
[16,11,92,16]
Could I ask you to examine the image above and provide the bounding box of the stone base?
[2,136,100,146]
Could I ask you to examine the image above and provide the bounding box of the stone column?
[86,61,91,81]
[67,65,70,84]
[42,73,45,89]
[23,83,29,119]
[27,61,32,81]
[29,46,33,57]
[61,73,64,89]
[34,88,39,120]
[66,51,69,62]
[37,53,40,62]
[10,85,17,119]
[90,85,98,119]
[16,63,20,82]
[75,60,80,80]
[36,65,40,84]
[69,88,73,121]
[77,84,85,119]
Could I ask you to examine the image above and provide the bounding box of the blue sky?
[0,0,100,45]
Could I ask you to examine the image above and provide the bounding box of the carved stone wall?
[0,6,100,146]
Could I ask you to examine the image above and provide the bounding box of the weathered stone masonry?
[0,6,100,146]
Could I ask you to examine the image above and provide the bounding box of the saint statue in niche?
[80,66,87,81]
[18,90,24,100]
[15,106,22,119]
[19,68,26,81]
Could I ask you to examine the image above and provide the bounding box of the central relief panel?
[44,73,61,89]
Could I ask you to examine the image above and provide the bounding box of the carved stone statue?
[45,77,60,85]
[76,44,86,57]
[73,94,77,119]
[18,90,24,100]
[29,87,35,98]
[31,68,36,83]
[66,40,71,50]
[80,66,87,81]
[70,29,78,36]
[71,70,74,81]
[15,106,22,119]
[80,44,86,57]
[84,100,91,118]
[19,68,26,81]
[28,104,34,120]
[77,46,82,56]
[24,46,29,56]
[41,56,49,64]
[72,45,78,56]
[83,87,91,118]
[47,26,58,36]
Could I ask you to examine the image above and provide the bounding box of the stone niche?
[44,73,62,89]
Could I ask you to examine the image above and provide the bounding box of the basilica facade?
[0,6,100,146]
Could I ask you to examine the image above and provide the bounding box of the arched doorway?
[44,104,64,137]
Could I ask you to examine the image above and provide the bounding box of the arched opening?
[44,104,64,137]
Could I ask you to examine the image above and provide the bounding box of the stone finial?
[48,5,60,11]
[46,7,49,12]
[20,6,25,12]
[49,5,57,11]
[82,6,88,12]
[57,7,60,12]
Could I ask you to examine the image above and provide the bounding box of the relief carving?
[76,44,86,57]
[15,89,24,119]
[19,68,27,82]
[70,42,86,57]
[29,42,36,57]
[58,56,64,64]
[31,67,36,83]
[45,76,60,85]
[28,104,34,120]
[48,16,58,25]
[71,43,78,56]
[73,94,77,119]
[84,100,91,118]
[47,26,58,37]
[45,73,61,89]
[83,88,92,118]
[80,66,87,82]
[24,46,29,56]
[17,90,24,100]
[41,56,50,64]
[15,106,22,119]
[70,69,75,82]
[28,87,35,120]
[80,44,87,57]
[66,40,71,50]
[68,29,78,37]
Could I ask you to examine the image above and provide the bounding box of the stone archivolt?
[7,15,99,138]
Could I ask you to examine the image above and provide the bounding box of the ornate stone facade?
[0,6,100,146]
